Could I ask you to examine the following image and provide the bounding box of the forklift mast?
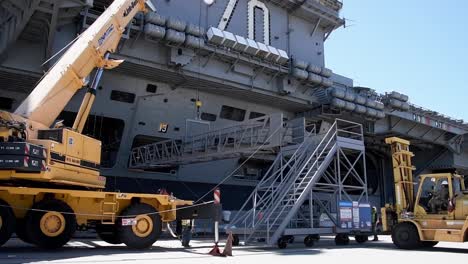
[385,137,416,215]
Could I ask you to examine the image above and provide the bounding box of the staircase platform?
[336,136,364,150]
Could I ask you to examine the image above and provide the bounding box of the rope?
[193,124,283,204]
[0,201,214,218]
[41,33,81,67]
[0,119,283,220]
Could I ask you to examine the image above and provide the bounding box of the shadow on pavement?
[0,239,221,264]
[0,238,467,263]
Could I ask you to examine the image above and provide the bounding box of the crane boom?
[14,0,149,129]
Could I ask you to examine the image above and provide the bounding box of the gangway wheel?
[277,239,287,249]
[355,235,368,244]
[277,236,289,249]
[311,234,320,241]
[118,203,162,249]
[0,199,15,247]
[25,199,77,249]
[304,235,316,247]
[334,234,350,246]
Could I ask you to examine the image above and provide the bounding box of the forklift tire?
[421,241,438,248]
[304,235,315,247]
[355,235,368,244]
[335,234,350,246]
[16,219,33,244]
[392,222,421,250]
[118,203,162,249]
[0,199,15,247]
[96,224,121,245]
[232,234,240,246]
[26,199,77,249]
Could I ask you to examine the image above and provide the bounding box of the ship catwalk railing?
[129,114,313,168]
[227,119,367,246]
[316,0,343,11]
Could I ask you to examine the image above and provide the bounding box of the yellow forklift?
[382,137,468,249]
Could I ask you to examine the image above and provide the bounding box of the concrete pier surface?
[1,236,467,264]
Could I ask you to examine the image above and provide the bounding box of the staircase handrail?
[261,121,338,228]
[266,120,363,243]
[265,119,363,227]
[228,126,318,228]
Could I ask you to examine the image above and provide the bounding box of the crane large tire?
[96,224,122,245]
[0,199,15,247]
[392,222,421,250]
[118,203,162,249]
[16,219,34,244]
[26,199,77,249]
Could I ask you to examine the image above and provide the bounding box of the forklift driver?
[428,180,449,213]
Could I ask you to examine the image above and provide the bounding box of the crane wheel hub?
[132,215,153,238]
[40,212,66,237]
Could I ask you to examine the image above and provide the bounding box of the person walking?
[371,206,379,241]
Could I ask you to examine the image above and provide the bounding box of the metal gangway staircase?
[129,113,308,168]
[227,119,368,246]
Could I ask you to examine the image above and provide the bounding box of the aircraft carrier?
[0,0,467,215]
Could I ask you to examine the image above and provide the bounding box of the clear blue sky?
[326,0,468,121]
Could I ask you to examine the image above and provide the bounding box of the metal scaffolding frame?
[227,118,368,245]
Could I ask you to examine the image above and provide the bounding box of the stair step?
[294,182,311,187]
[285,191,304,195]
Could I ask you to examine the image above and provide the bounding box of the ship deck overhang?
[113,55,315,113]
[0,66,41,93]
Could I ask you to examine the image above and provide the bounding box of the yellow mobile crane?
[0,0,214,250]
[382,137,468,249]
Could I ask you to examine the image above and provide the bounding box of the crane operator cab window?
[418,177,452,214]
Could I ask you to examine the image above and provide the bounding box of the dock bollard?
[209,188,222,256]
